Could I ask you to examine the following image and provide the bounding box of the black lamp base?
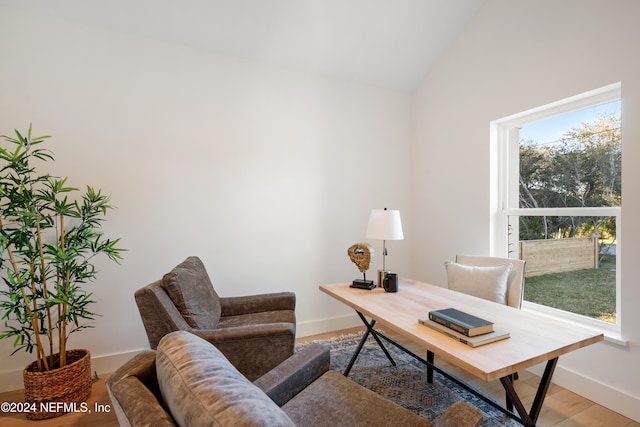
[350,279,375,290]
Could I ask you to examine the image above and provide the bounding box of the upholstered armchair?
[106,331,483,427]
[135,256,296,380]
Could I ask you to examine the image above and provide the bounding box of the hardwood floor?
[0,375,117,427]
[1,327,637,426]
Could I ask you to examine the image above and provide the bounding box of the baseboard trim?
[0,369,26,393]
[296,313,361,338]
[528,363,640,422]
[0,348,146,393]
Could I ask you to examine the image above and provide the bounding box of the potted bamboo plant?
[0,125,124,419]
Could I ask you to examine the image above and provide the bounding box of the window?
[491,83,621,335]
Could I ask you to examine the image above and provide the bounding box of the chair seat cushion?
[445,261,512,305]
[282,370,432,427]
[156,331,295,427]
[218,309,296,328]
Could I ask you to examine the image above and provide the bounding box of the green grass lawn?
[523,255,616,323]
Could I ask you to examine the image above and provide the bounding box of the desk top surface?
[320,279,603,382]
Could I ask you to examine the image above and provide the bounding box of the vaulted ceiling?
[0,0,485,92]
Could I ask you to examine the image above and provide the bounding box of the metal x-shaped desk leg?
[500,357,558,427]
[427,350,557,426]
[343,311,396,376]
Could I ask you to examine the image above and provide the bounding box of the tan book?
[419,317,510,348]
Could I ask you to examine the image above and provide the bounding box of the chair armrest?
[106,351,177,427]
[253,343,330,406]
[434,401,483,427]
[135,282,193,349]
[108,376,176,427]
[219,292,296,316]
[106,350,157,388]
[194,322,296,381]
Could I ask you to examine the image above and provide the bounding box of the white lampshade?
[366,209,404,241]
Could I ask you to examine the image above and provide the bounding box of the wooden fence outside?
[519,237,598,277]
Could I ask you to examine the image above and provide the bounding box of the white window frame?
[490,83,624,343]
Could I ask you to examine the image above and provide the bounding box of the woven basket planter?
[23,349,92,420]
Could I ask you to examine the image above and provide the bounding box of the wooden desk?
[320,279,603,426]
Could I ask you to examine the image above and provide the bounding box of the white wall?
[412,0,640,421]
[0,6,412,390]
[3,1,639,421]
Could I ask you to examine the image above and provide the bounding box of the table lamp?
[366,208,404,286]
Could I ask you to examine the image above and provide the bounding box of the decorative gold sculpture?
[348,242,375,289]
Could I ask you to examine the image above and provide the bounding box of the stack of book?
[419,308,509,347]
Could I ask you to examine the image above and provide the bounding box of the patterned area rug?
[298,333,521,427]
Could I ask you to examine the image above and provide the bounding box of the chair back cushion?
[445,261,511,305]
[161,256,221,329]
[156,331,295,427]
[455,255,526,308]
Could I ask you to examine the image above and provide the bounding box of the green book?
[428,308,494,337]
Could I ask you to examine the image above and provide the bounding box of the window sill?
[521,302,629,348]
[602,333,629,347]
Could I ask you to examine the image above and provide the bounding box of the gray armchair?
[106,331,483,427]
[135,256,296,380]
